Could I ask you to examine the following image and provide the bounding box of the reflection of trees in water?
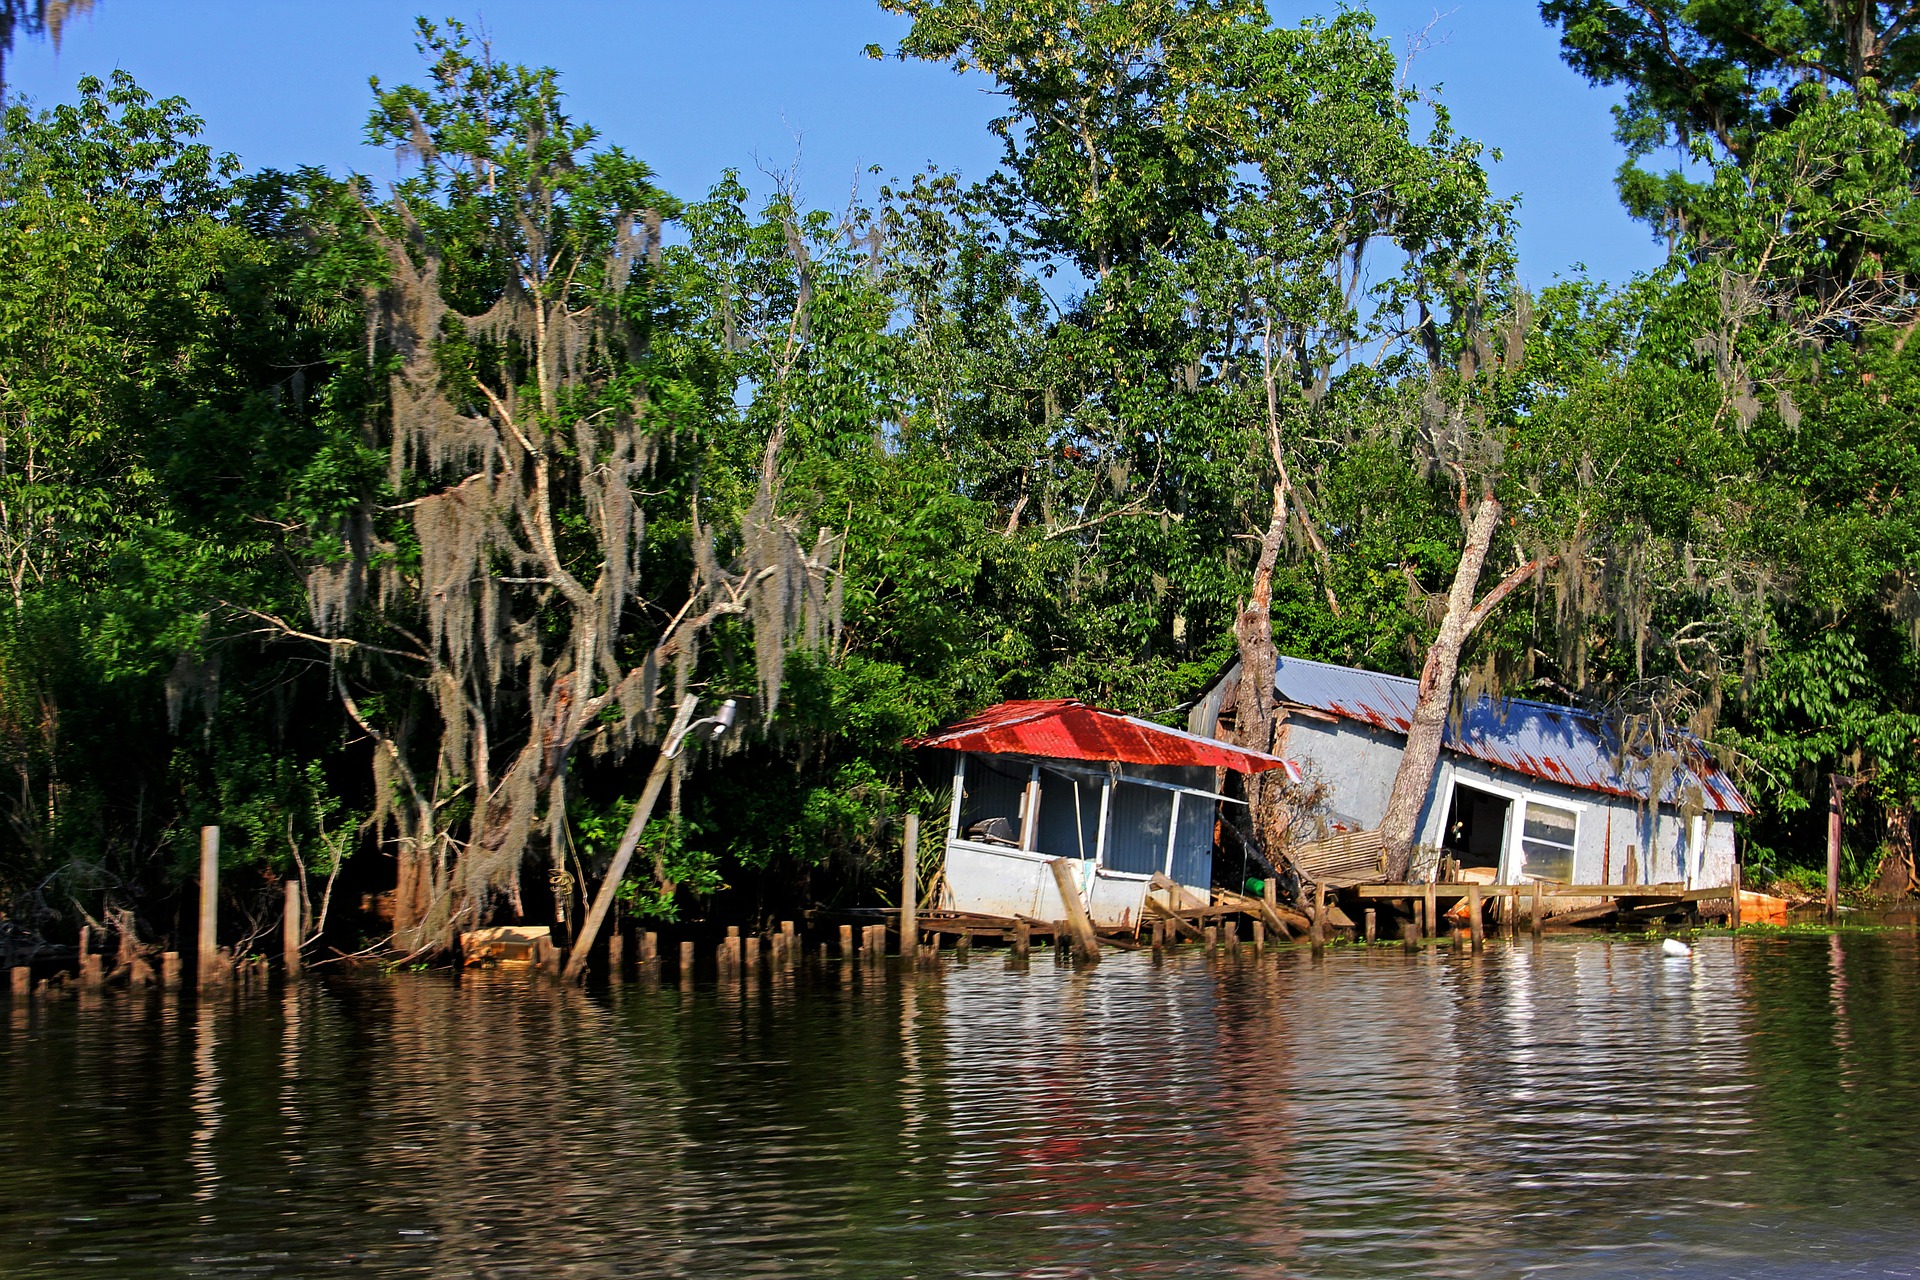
[5,940,1920,1276]
[1742,933,1920,1208]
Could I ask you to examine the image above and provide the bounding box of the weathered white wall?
[1282,714,1735,888]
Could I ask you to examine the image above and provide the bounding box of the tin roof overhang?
[1268,655,1753,815]
[909,699,1303,780]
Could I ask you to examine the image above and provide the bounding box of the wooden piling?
[1469,885,1484,951]
[1364,908,1377,944]
[839,924,855,960]
[161,951,181,990]
[1046,859,1102,964]
[1827,772,1843,922]
[9,966,26,997]
[678,939,695,982]
[1730,864,1742,931]
[1203,925,1217,952]
[1625,844,1639,886]
[1013,918,1031,959]
[744,935,759,973]
[197,825,220,989]
[901,813,920,957]
[1401,907,1417,952]
[283,881,303,978]
[607,931,625,980]
[1310,885,1325,953]
[1252,920,1265,952]
[780,921,796,968]
[640,931,658,964]
[131,956,155,988]
[956,933,971,960]
[1531,878,1543,937]
[1422,881,1436,942]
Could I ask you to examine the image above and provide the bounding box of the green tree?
[284,23,839,952]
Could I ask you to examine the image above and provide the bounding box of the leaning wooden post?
[1730,863,1742,931]
[1047,859,1102,964]
[564,704,693,985]
[197,825,221,989]
[1827,772,1844,922]
[283,880,303,978]
[1530,878,1544,938]
[1468,884,1484,951]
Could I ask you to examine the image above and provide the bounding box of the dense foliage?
[0,1,1914,954]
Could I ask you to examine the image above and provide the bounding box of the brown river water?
[3,931,1918,1278]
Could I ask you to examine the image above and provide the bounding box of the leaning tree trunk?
[1379,497,1505,880]
[1233,482,1291,865]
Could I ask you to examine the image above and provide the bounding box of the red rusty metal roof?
[909,699,1303,779]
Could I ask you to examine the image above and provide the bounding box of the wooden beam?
[1356,882,1691,899]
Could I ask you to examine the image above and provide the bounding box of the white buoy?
[1661,937,1693,957]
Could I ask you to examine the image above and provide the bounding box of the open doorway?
[1443,782,1513,876]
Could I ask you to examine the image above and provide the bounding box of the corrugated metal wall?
[1103,781,1172,875]
[958,757,1027,834]
[1035,767,1103,861]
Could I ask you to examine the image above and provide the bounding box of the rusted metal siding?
[909,699,1301,779]
[1269,655,1752,815]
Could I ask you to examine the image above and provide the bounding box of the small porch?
[908,700,1302,932]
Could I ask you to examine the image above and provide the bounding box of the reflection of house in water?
[909,700,1299,927]
[1189,655,1752,889]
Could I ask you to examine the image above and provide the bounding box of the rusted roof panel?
[910,699,1302,779]
[1272,655,1753,815]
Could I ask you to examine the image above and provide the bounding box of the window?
[1519,801,1578,883]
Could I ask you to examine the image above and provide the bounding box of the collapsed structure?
[908,700,1300,928]
[1188,655,1752,891]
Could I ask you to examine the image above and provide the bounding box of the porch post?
[1093,775,1112,868]
[1020,763,1041,851]
[1163,790,1183,879]
[947,754,966,842]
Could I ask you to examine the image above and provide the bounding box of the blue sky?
[6,1,1664,288]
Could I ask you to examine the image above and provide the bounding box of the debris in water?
[1661,937,1693,957]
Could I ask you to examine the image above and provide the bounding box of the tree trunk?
[1879,806,1916,899]
[1233,482,1290,865]
[1379,497,1504,880]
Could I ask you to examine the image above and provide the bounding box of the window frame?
[1512,795,1584,885]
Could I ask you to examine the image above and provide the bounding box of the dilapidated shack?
[1189,656,1752,891]
[909,700,1300,928]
